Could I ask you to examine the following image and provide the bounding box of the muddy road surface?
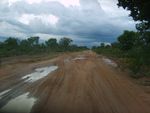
[0,51,150,113]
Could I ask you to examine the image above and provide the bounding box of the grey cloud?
[0,0,136,45]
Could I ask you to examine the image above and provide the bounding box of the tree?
[27,36,39,47]
[0,37,20,56]
[117,0,150,27]
[117,31,138,51]
[59,37,73,50]
[117,0,150,44]
[4,37,19,50]
[0,42,2,47]
[46,38,58,48]
[100,43,105,48]
[111,42,120,48]
[0,36,87,57]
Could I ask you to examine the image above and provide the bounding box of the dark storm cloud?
[0,0,136,45]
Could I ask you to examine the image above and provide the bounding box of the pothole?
[0,92,36,113]
[72,55,86,61]
[102,58,117,67]
[22,66,58,82]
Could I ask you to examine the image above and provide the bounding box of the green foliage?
[45,38,58,48]
[59,37,73,51]
[100,43,105,48]
[92,30,150,78]
[45,38,58,52]
[0,37,88,58]
[0,37,19,57]
[117,0,150,26]
[117,0,150,77]
[27,36,39,46]
[118,31,139,51]
[92,46,123,58]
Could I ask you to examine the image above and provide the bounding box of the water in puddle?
[102,58,117,67]
[73,55,86,61]
[22,66,58,82]
[0,92,36,113]
[64,58,70,63]
[0,89,11,99]
[73,57,85,60]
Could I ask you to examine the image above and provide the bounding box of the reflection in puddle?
[0,89,11,99]
[73,55,86,61]
[73,57,85,60]
[0,92,36,113]
[22,66,58,82]
[102,58,117,67]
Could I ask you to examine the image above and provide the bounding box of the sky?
[0,0,136,46]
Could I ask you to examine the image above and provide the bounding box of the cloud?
[18,14,59,25]
[0,0,136,45]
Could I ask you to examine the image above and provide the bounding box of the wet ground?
[0,65,58,113]
[0,51,150,113]
[0,92,36,113]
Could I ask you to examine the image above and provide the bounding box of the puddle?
[73,57,86,60]
[0,92,36,113]
[72,55,86,61]
[102,58,117,67]
[64,58,70,63]
[0,89,11,99]
[22,66,58,82]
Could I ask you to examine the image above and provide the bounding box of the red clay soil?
[0,51,150,113]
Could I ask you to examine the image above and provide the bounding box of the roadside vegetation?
[93,0,150,78]
[92,30,150,78]
[0,37,88,58]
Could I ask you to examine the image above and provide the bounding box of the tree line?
[0,37,88,58]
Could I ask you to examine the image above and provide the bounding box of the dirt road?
[0,51,150,113]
